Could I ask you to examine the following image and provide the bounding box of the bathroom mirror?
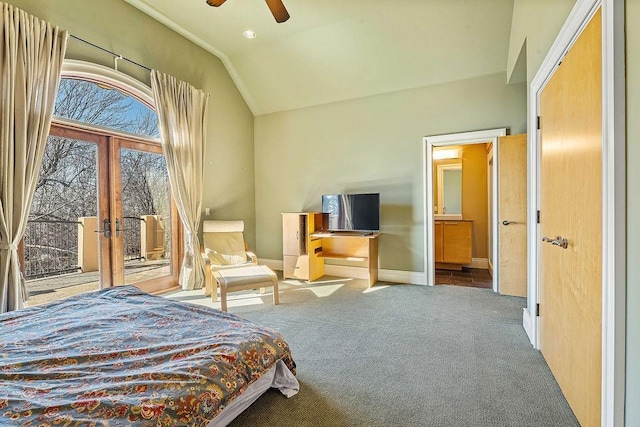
[435,163,462,218]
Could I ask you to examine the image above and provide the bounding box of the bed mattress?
[0,286,297,426]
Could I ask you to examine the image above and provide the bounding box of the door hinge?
[537,116,541,130]
[537,210,540,224]
[536,303,540,317]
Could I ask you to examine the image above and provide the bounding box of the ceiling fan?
[205,0,290,23]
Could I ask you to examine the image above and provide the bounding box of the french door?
[49,122,180,294]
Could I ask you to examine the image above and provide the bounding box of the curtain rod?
[69,34,152,72]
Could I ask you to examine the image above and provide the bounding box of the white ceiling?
[125,0,515,115]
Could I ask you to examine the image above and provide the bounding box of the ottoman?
[212,265,279,312]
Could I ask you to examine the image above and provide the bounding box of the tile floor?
[434,267,493,289]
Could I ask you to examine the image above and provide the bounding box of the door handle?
[502,220,520,226]
[94,219,111,238]
[542,235,568,249]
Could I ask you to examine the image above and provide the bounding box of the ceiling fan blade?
[206,0,227,7]
[265,0,290,23]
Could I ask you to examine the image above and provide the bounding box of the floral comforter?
[0,286,296,426]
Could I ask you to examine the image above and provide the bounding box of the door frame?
[423,128,506,289]
[526,0,625,425]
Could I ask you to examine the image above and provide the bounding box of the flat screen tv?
[322,193,380,232]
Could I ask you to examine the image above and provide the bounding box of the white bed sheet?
[207,360,299,427]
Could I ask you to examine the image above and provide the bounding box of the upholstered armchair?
[202,220,258,296]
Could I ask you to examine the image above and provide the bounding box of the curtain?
[0,3,68,313]
[151,70,208,290]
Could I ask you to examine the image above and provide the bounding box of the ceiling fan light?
[243,30,257,39]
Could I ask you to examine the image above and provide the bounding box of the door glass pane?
[24,136,101,306]
[120,147,172,285]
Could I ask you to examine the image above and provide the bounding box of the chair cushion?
[203,231,247,264]
[215,265,276,287]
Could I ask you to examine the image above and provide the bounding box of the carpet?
[168,277,579,427]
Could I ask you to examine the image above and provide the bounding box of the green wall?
[7,0,257,249]
[626,1,639,423]
[255,72,526,272]
[507,0,577,84]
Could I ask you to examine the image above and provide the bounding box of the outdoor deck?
[25,259,170,306]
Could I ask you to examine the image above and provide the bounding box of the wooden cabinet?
[434,220,472,268]
[434,221,444,263]
[282,212,325,281]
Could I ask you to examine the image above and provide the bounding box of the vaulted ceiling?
[125,0,515,115]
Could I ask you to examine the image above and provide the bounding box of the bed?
[0,286,298,426]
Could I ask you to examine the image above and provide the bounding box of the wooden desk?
[282,212,380,286]
[311,232,380,287]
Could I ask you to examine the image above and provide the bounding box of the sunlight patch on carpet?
[362,285,389,294]
[307,284,345,298]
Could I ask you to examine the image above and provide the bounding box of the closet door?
[539,9,602,426]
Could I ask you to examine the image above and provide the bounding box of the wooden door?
[110,137,179,293]
[282,213,303,279]
[41,125,180,295]
[498,134,527,297]
[282,213,303,257]
[539,9,602,427]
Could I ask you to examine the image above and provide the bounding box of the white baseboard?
[379,268,426,285]
[261,259,283,272]
[261,259,426,285]
[523,307,535,346]
[263,258,491,286]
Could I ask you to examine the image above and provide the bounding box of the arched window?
[54,77,159,138]
[23,61,178,306]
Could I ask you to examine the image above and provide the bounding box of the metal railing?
[23,219,81,279]
[122,216,145,262]
[22,215,158,281]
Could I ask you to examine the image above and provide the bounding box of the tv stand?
[282,212,380,286]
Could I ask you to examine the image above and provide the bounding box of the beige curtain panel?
[0,3,68,313]
[151,70,208,290]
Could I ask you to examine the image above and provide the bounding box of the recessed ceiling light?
[243,30,257,39]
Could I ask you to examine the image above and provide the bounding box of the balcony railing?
[22,215,166,280]
[122,216,144,262]
[23,219,81,279]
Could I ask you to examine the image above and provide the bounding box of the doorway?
[423,128,506,289]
